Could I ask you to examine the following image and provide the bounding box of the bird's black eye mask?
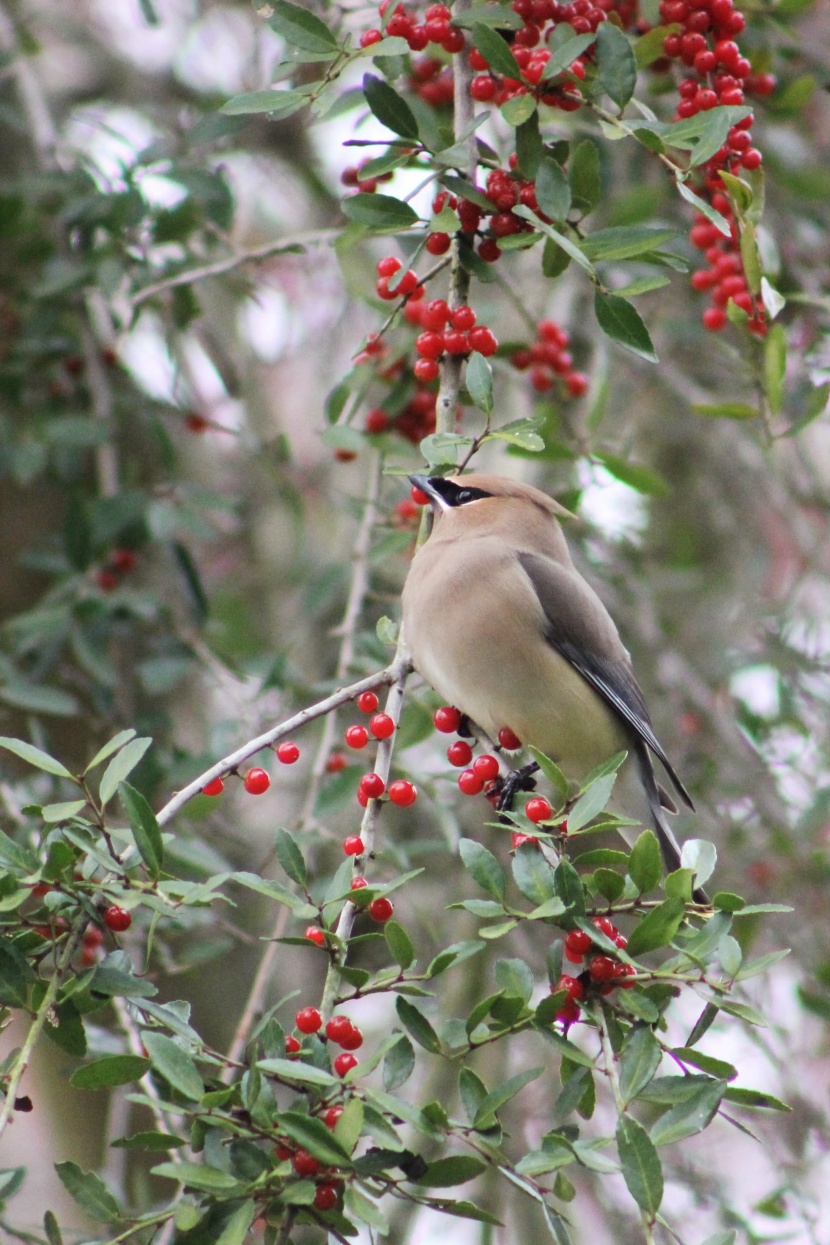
[426,478,492,507]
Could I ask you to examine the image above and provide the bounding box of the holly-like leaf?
[626,898,686,957]
[385,919,415,969]
[595,22,637,110]
[55,1162,121,1223]
[0,736,73,779]
[119,781,163,878]
[0,939,36,1006]
[535,156,572,222]
[84,729,137,774]
[619,1026,662,1105]
[396,996,441,1053]
[628,829,663,894]
[342,193,419,230]
[512,843,557,905]
[363,74,420,140]
[414,1156,487,1187]
[141,1031,204,1101]
[594,291,658,362]
[384,1033,415,1090]
[495,957,534,1004]
[279,1111,354,1166]
[567,772,617,832]
[70,1055,150,1090]
[268,1,338,54]
[473,1067,544,1129]
[650,1079,725,1145]
[569,139,601,212]
[616,1115,663,1214]
[99,737,151,807]
[471,23,522,79]
[274,827,306,886]
[466,351,493,414]
[581,225,678,261]
[220,89,312,118]
[459,838,506,901]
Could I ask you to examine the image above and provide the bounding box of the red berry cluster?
[362,2,465,54]
[510,319,588,396]
[341,160,394,196]
[470,41,587,112]
[94,547,137,593]
[433,705,528,802]
[79,923,105,968]
[657,0,773,332]
[554,915,635,1023]
[326,1013,364,1050]
[413,301,498,382]
[408,55,455,107]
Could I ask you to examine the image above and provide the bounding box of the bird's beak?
[408,475,449,512]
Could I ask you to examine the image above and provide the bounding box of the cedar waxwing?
[402,473,698,888]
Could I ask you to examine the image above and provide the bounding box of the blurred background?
[1,0,830,1239]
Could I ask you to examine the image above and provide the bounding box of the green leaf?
[452,5,524,28]
[342,193,419,230]
[396,996,441,1053]
[553,858,586,921]
[594,291,658,362]
[764,322,787,416]
[676,180,731,236]
[512,843,557,905]
[363,74,419,140]
[490,418,545,452]
[665,105,751,168]
[344,1185,390,1232]
[55,1162,121,1223]
[43,999,87,1056]
[515,113,543,179]
[527,746,569,805]
[723,1087,791,1112]
[41,799,88,823]
[495,957,534,1004]
[568,772,617,832]
[119,781,164,877]
[385,919,415,969]
[0,736,73,779]
[582,225,678,261]
[111,1130,187,1150]
[70,1055,150,1090]
[273,828,306,886]
[515,207,595,275]
[141,1031,204,1101]
[595,22,637,110]
[466,351,494,414]
[628,829,663,894]
[43,1211,63,1245]
[99,737,152,807]
[471,23,522,79]
[542,28,597,78]
[595,452,669,498]
[542,235,570,279]
[0,939,36,1006]
[220,89,311,118]
[427,939,486,978]
[501,94,537,126]
[279,1111,353,1166]
[473,1067,545,1129]
[84,729,137,774]
[671,1048,736,1080]
[535,156,571,223]
[383,1032,415,1090]
[256,1057,338,1086]
[691,401,758,420]
[414,1156,487,1187]
[619,1026,662,1105]
[740,222,762,295]
[150,1161,242,1192]
[269,0,339,53]
[90,955,158,1000]
[626,898,686,957]
[569,139,601,212]
[650,1080,725,1145]
[616,1115,663,1215]
[459,838,506,901]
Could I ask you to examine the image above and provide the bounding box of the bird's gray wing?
[518,551,694,811]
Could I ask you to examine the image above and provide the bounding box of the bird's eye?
[456,490,473,504]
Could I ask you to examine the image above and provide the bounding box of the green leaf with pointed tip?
[535,156,571,222]
[141,1032,204,1101]
[466,351,493,414]
[459,838,506,901]
[527,746,569,804]
[268,0,338,53]
[628,829,663,894]
[363,74,420,140]
[495,957,534,1003]
[221,89,311,118]
[396,996,441,1053]
[85,729,137,774]
[384,1032,415,1091]
[616,1115,663,1214]
[582,225,678,261]
[501,94,537,126]
[692,401,758,420]
[119,781,163,877]
[256,1058,338,1086]
[99,737,152,806]
[595,452,669,497]
[385,919,415,969]
[568,772,617,832]
[596,22,637,110]
[279,1111,354,1166]
[723,1087,791,1111]
[626,898,686,957]
[512,843,557,905]
[471,23,522,79]
[569,139,601,212]
[0,736,73,779]
[342,193,419,230]
[594,291,658,362]
[273,827,306,886]
[150,1161,242,1192]
[55,1162,121,1223]
[650,1080,725,1145]
[414,1156,487,1187]
[0,939,36,1006]
[542,28,597,78]
[70,1055,150,1089]
[764,322,786,416]
[473,1067,545,1129]
[619,1026,662,1105]
[676,181,731,235]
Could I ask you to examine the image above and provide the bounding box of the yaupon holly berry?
[324,1105,344,1128]
[333,1052,358,1076]
[292,1150,320,1177]
[295,1006,323,1034]
[325,1015,353,1044]
[343,836,364,856]
[344,725,369,749]
[351,876,368,890]
[357,691,379,713]
[388,779,417,806]
[285,1035,301,1057]
[276,741,300,764]
[526,796,553,823]
[369,712,395,739]
[305,925,326,946]
[326,751,347,773]
[498,726,522,750]
[202,777,224,796]
[359,772,385,799]
[512,831,539,849]
[434,705,461,732]
[458,769,484,796]
[314,1184,339,1211]
[340,1026,364,1051]
[104,906,131,932]
[368,896,393,922]
[473,754,499,781]
[447,740,473,767]
[244,768,270,795]
[564,929,593,961]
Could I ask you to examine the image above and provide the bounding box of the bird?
[401,472,700,893]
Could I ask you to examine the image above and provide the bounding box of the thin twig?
[155,655,410,827]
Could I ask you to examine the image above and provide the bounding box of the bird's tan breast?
[402,536,629,780]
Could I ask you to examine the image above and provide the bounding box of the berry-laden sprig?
[510,318,589,398]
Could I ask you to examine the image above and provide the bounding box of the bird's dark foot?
[457,714,475,739]
[496,762,540,816]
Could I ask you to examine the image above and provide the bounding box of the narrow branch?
[155,655,410,827]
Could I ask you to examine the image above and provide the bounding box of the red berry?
[305,926,326,946]
[296,1006,323,1034]
[426,232,452,255]
[741,148,762,171]
[458,768,484,795]
[564,929,593,961]
[498,726,522,750]
[416,331,445,359]
[360,28,383,46]
[314,1183,339,1211]
[285,1035,301,1057]
[202,777,224,796]
[389,780,417,806]
[368,896,394,922]
[422,298,450,330]
[324,1105,344,1128]
[411,486,430,505]
[357,691,379,714]
[325,1015,353,1044]
[447,740,473,767]
[351,876,368,890]
[394,269,419,296]
[703,307,727,331]
[450,305,476,331]
[434,705,461,732]
[343,835,365,856]
[554,973,585,1002]
[359,772,385,799]
[593,916,617,939]
[326,751,347,773]
[96,570,119,592]
[340,1026,364,1051]
[277,741,300,765]
[589,955,622,983]
[473,754,500,781]
[345,725,369,749]
[512,832,539,849]
[244,767,270,795]
[185,412,208,433]
[110,548,137,573]
[526,796,553,823]
[83,926,105,948]
[377,255,402,277]
[333,1052,358,1076]
[468,326,498,356]
[442,329,469,355]
[414,358,440,382]
[104,906,131,933]
[369,712,395,740]
[478,238,501,263]
[292,1149,320,1177]
[565,372,588,397]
